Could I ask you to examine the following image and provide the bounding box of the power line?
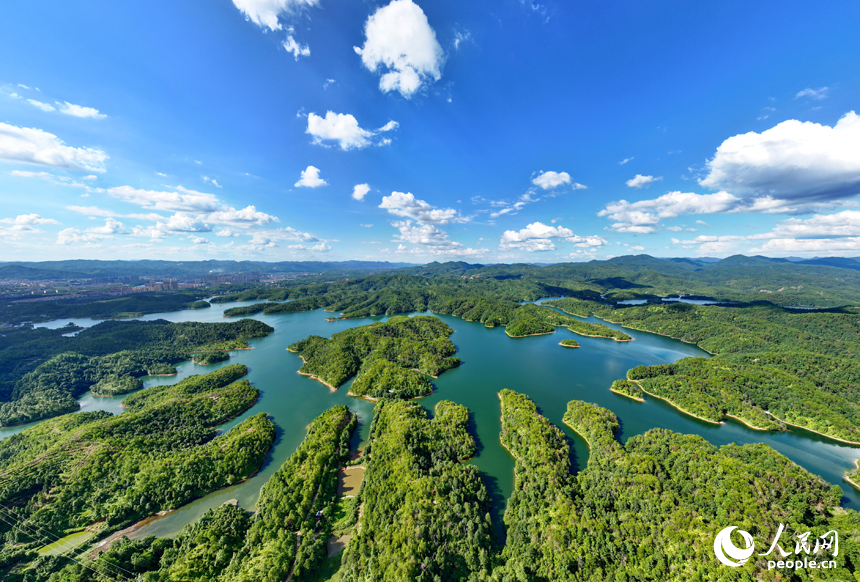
[0,505,139,582]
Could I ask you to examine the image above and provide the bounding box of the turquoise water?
[7,301,860,541]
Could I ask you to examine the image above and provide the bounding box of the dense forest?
[485,391,860,580]
[339,400,496,581]
[0,319,273,427]
[0,366,275,581]
[288,315,461,400]
[32,405,355,582]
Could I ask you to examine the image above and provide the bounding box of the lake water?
[7,300,860,541]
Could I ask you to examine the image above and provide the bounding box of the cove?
[7,300,860,543]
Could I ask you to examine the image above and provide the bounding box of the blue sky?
[1,0,859,262]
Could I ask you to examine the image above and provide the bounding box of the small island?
[192,350,230,365]
[559,339,580,348]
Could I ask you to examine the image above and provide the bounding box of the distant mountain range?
[3,255,860,282]
[0,260,417,280]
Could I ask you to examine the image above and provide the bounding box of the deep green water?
[6,301,860,541]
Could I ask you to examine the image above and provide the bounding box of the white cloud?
[629,245,645,251]
[489,192,539,218]
[188,235,210,245]
[598,191,741,233]
[699,111,860,203]
[500,221,608,252]
[57,228,105,245]
[82,174,97,181]
[380,191,462,224]
[207,205,278,227]
[360,223,373,228]
[108,185,221,212]
[27,99,55,112]
[294,165,327,188]
[625,174,662,188]
[307,112,371,150]
[216,228,241,237]
[795,87,829,101]
[203,176,222,188]
[532,170,583,190]
[453,30,471,50]
[619,157,634,165]
[311,242,331,252]
[1,214,59,227]
[323,79,336,89]
[769,210,860,238]
[352,183,371,201]
[283,35,310,60]
[392,219,451,245]
[354,0,444,98]
[306,111,399,150]
[56,102,107,119]
[87,218,127,234]
[231,0,318,31]
[0,122,108,172]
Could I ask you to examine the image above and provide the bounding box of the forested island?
[3,256,860,580]
[288,315,460,399]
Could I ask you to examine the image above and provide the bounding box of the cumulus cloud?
[531,170,586,190]
[352,183,371,201]
[0,122,108,172]
[699,111,860,203]
[499,221,608,252]
[390,220,487,256]
[625,174,662,188]
[208,205,277,227]
[354,0,444,98]
[1,214,59,226]
[380,191,462,224]
[283,36,310,59]
[294,165,327,188]
[87,218,128,234]
[216,228,241,237]
[598,191,741,233]
[57,102,107,119]
[307,112,387,150]
[108,185,221,213]
[231,0,318,31]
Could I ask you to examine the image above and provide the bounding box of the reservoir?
[5,300,860,540]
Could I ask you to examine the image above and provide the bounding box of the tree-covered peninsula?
[288,315,460,399]
[486,390,860,581]
[339,399,496,581]
[33,405,356,582]
[0,366,275,581]
[0,319,273,428]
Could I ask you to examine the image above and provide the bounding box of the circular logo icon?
[714,526,755,567]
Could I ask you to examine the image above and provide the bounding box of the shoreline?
[559,341,580,348]
[505,330,554,338]
[567,328,633,342]
[724,414,771,432]
[768,415,860,446]
[609,386,644,402]
[562,419,594,451]
[845,460,860,492]
[627,378,722,425]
